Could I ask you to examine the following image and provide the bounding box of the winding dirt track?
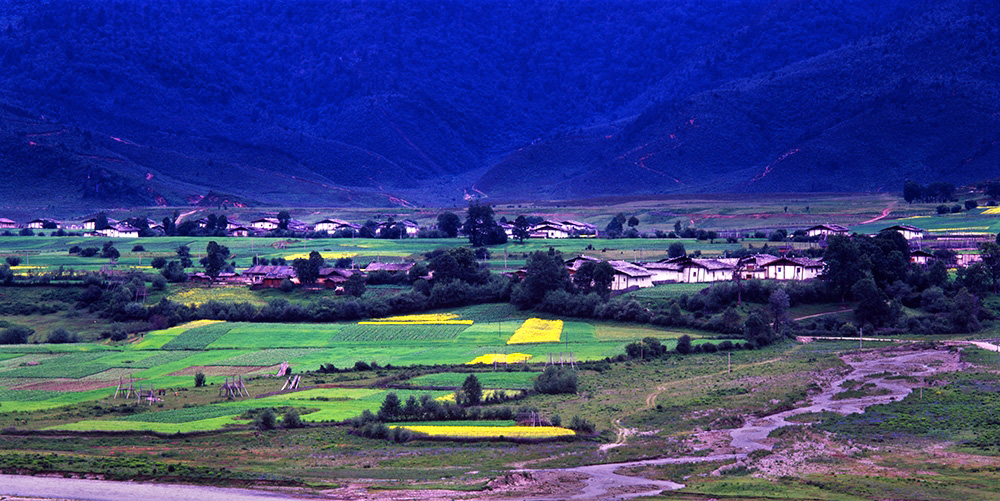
[523,347,960,500]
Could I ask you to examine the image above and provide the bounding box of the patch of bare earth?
[168,365,278,376]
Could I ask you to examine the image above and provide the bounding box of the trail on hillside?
[858,203,894,224]
[793,309,853,321]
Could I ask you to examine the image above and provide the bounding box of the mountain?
[0,0,998,207]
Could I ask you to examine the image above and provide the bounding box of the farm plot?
[206,323,339,349]
[131,320,225,350]
[332,323,469,343]
[593,323,698,341]
[0,352,110,378]
[405,372,538,389]
[162,322,237,350]
[393,424,575,439]
[466,353,532,365]
[506,319,563,344]
[168,286,267,307]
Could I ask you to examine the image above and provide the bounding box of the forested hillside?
[0,0,998,207]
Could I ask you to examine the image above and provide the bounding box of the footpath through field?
[523,345,961,500]
[0,474,307,501]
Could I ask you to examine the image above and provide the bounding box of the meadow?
[0,303,709,432]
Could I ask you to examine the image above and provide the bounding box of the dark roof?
[883,224,923,232]
[910,249,934,257]
[318,268,359,278]
[608,260,652,277]
[244,265,295,278]
[807,223,849,232]
[364,262,416,272]
[763,257,823,268]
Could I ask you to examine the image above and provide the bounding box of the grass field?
[0,303,702,429]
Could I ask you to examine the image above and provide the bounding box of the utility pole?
[728,352,731,373]
[859,327,863,349]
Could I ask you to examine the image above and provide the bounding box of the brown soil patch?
[12,378,122,392]
[168,365,278,377]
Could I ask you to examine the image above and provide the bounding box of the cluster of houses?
[554,254,826,291]
[188,260,419,291]
[499,219,599,239]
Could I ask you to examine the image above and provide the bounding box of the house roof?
[364,262,416,272]
[807,223,849,232]
[883,225,923,233]
[244,265,296,278]
[0,218,16,224]
[251,217,279,224]
[763,257,823,268]
[643,261,684,271]
[318,268,359,278]
[910,249,934,257]
[531,223,568,232]
[565,255,601,271]
[607,260,652,277]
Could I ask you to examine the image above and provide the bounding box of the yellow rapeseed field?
[506,318,562,344]
[435,389,522,402]
[359,313,473,325]
[392,425,575,439]
[283,251,357,261]
[466,353,532,365]
[982,207,1000,215]
[169,287,262,306]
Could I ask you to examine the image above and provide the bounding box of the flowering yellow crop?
[467,353,532,365]
[170,287,261,306]
[982,207,1000,215]
[506,318,562,344]
[360,313,473,325]
[435,389,522,402]
[392,425,575,439]
[283,252,357,260]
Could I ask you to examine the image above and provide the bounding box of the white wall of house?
[251,221,278,230]
[611,273,653,290]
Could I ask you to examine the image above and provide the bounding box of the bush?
[282,409,302,429]
[150,257,167,269]
[676,334,693,354]
[110,330,128,342]
[550,414,562,427]
[279,278,296,292]
[568,415,596,433]
[534,366,578,394]
[5,256,21,266]
[68,245,82,254]
[150,276,167,291]
[132,245,145,252]
[255,409,276,430]
[0,325,33,344]
[47,329,78,344]
[194,372,206,387]
[79,247,99,257]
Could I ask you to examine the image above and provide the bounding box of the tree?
[668,242,686,258]
[277,211,291,230]
[95,212,109,230]
[282,409,302,429]
[573,261,596,293]
[743,310,775,347]
[512,215,531,243]
[986,181,1000,199]
[965,200,979,211]
[591,261,615,298]
[627,215,639,228]
[293,250,325,285]
[823,236,862,304]
[511,251,572,309]
[199,241,231,278]
[462,374,482,406]
[161,261,188,282]
[150,257,167,269]
[5,256,21,266]
[378,392,403,420]
[100,241,120,261]
[949,288,981,333]
[903,180,922,203]
[255,409,276,430]
[676,334,693,354]
[194,372,206,387]
[768,289,790,336]
[851,277,895,327]
[0,326,33,344]
[604,213,626,238]
[534,366,578,394]
[463,202,500,247]
[131,244,145,252]
[343,273,366,297]
[436,212,461,238]
[978,241,1000,294]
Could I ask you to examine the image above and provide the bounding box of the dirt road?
[522,346,960,500]
[0,474,306,501]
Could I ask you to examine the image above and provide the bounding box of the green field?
[0,304,703,431]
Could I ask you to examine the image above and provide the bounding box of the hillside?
[0,0,998,207]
